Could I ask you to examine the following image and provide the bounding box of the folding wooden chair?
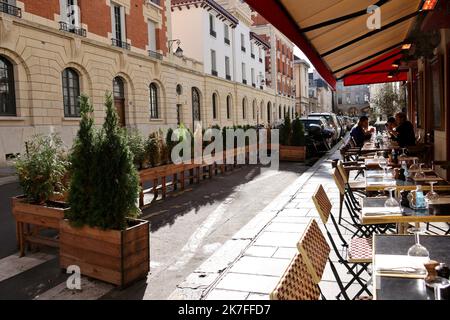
[332,168,378,238]
[297,219,358,300]
[270,252,321,300]
[312,186,372,299]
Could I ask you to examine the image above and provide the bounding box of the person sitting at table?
[350,116,374,148]
[390,112,416,147]
[385,117,397,139]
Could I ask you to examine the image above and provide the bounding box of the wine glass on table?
[407,227,429,258]
[378,156,388,178]
[384,187,399,208]
[409,158,420,171]
[425,181,439,207]
[414,163,426,180]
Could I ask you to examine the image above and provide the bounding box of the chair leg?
[339,193,344,225]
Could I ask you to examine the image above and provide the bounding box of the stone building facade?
[0,0,294,165]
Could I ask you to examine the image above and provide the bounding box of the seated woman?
[350,116,374,148]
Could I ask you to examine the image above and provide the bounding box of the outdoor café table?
[361,197,450,234]
[373,234,450,300]
[361,140,399,153]
[364,170,450,193]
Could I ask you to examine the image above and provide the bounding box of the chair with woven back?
[311,186,372,299]
[270,252,321,300]
[298,218,372,300]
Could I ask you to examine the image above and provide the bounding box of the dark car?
[300,117,334,151]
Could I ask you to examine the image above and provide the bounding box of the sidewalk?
[168,143,364,300]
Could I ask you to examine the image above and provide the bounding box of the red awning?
[342,47,408,86]
[245,0,423,90]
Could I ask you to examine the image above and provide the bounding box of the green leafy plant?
[126,129,146,170]
[279,115,292,146]
[291,117,306,147]
[146,132,160,167]
[15,134,69,204]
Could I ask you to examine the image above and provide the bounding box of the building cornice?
[171,0,238,28]
[250,32,270,50]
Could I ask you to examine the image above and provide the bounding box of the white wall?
[171,8,204,62]
[202,11,234,80]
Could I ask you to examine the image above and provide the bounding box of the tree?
[89,93,140,230]
[279,115,292,146]
[67,95,96,225]
[371,83,405,119]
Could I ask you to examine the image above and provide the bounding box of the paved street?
[0,162,309,300]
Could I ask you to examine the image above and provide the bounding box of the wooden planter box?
[11,196,69,256]
[279,145,306,162]
[60,219,150,287]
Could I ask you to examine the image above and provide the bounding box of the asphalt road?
[0,161,310,299]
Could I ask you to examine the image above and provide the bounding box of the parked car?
[308,113,341,143]
[300,117,334,151]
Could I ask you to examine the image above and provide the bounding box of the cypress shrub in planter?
[12,133,70,256]
[61,93,149,287]
[279,116,306,162]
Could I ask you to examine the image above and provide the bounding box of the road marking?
[0,252,55,282]
[167,197,235,271]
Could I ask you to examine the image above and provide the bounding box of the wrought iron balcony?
[148,50,163,60]
[112,38,131,50]
[0,2,21,18]
[242,79,247,85]
[259,58,263,63]
[59,22,87,37]
[224,38,230,45]
[241,46,246,53]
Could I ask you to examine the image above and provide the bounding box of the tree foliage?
[291,118,306,147]
[68,93,140,230]
[372,83,405,119]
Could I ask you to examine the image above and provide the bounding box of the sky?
[293,46,315,72]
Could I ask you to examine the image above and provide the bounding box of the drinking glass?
[409,158,420,171]
[407,227,430,258]
[414,163,426,180]
[384,187,399,208]
[425,181,439,206]
[426,277,450,300]
[399,148,407,158]
[378,157,388,177]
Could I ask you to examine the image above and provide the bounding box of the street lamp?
[168,39,183,58]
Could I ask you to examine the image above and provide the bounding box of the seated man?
[385,117,397,139]
[350,116,374,148]
[390,112,416,147]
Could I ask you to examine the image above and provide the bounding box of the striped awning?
[246,0,426,88]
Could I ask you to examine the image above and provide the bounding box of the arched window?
[212,93,218,119]
[192,87,201,122]
[278,105,282,119]
[267,102,271,123]
[149,83,159,119]
[62,68,80,117]
[252,100,256,120]
[226,95,231,120]
[283,106,286,117]
[0,56,16,116]
[113,76,125,99]
[242,98,247,119]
